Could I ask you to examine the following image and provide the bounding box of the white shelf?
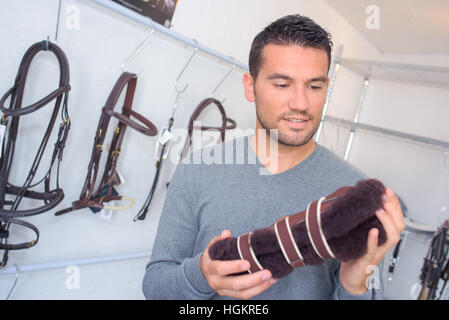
[324,115,449,151]
[339,58,449,89]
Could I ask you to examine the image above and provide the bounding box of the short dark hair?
[248,14,333,80]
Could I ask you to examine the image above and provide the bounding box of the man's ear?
[242,73,255,103]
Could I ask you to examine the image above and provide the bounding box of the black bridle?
[418,221,449,300]
[0,40,71,267]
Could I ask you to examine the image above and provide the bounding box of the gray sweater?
[142,135,383,300]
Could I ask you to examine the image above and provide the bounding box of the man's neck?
[249,131,316,175]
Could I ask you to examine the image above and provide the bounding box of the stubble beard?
[255,103,319,147]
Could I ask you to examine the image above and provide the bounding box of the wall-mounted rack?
[316,52,449,160]
[90,0,249,72]
[339,58,449,89]
[324,115,449,151]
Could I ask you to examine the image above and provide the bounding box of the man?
[142,14,405,300]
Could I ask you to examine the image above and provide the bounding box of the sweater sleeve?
[142,161,216,300]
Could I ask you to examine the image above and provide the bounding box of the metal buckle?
[1,114,8,125]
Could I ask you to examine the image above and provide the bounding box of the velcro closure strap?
[305,197,335,260]
[274,216,304,268]
[237,232,263,274]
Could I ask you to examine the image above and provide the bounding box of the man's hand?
[339,187,406,295]
[200,230,277,300]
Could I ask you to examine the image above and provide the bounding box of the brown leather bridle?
[179,97,237,161]
[0,40,71,266]
[134,97,236,221]
[55,72,158,216]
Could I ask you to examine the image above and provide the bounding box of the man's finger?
[212,268,272,293]
[365,228,379,256]
[208,258,250,276]
[226,269,273,291]
[382,189,405,231]
[220,229,232,239]
[217,274,277,300]
[375,208,400,249]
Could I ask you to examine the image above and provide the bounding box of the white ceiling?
[325,0,449,55]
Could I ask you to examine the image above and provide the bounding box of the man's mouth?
[282,117,310,128]
[284,118,308,122]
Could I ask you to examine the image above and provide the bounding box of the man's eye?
[310,85,323,90]
[274,83,289,88]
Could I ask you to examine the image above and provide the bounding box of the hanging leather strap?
[237,232,264,274]
[274,216,305,268]
[305,197,336,260]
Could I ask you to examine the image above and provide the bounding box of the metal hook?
[173,81,189,106]
[170,73,190,118]
[6,264,20,300]
[174,82,189,95]
[174,39,199,91]
[211,57,236,105]
[122,28,155,75]
[211,57,236,96]
[55,0,62,42]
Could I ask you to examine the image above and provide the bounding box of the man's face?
[244,44,329,147]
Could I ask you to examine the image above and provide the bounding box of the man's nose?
[288,86,308,112]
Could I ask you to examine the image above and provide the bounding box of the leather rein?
[55,72,158,216]
[0,40,71,266]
